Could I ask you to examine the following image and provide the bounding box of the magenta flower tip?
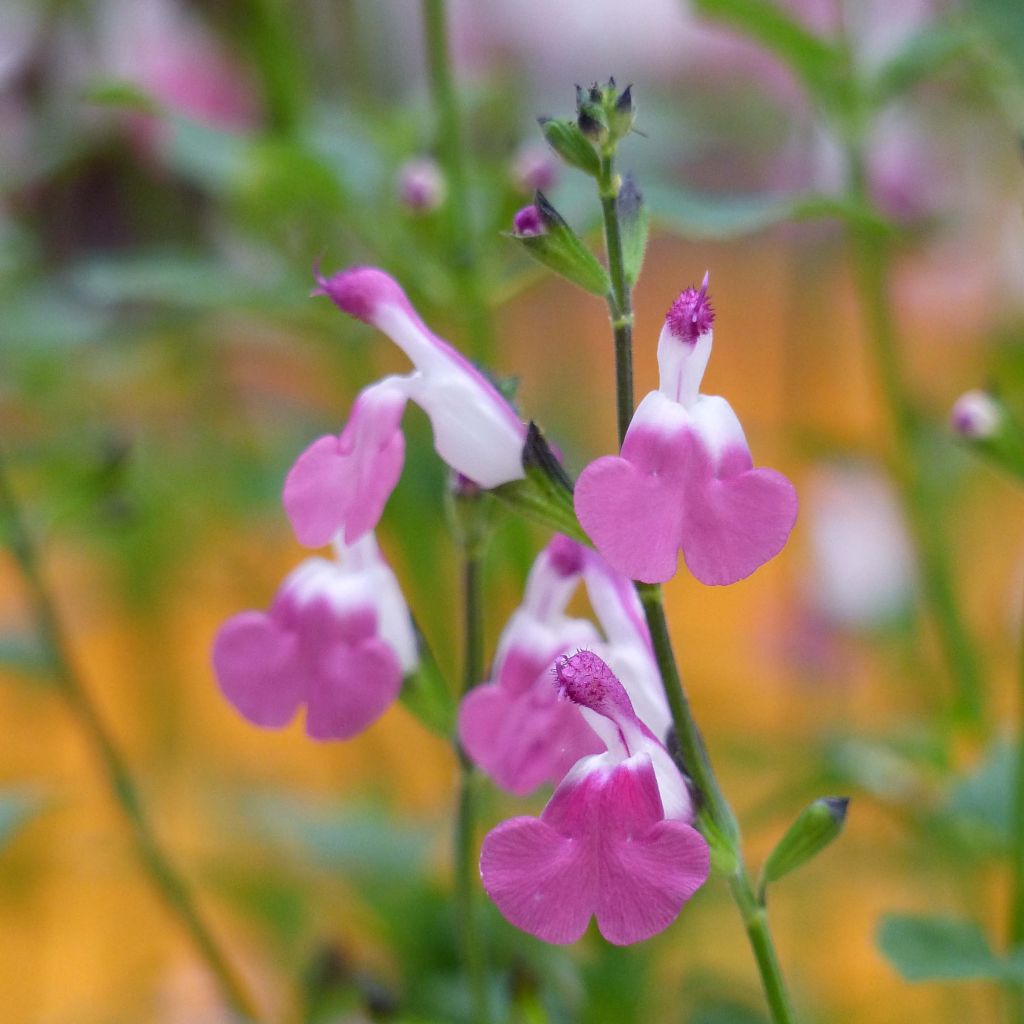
[310,265,406,324]
[555,650,634,720]
[665,275,714,345]
[513,204,545,237]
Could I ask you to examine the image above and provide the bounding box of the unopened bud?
[397,158,446,212]
[537,116,600,177]
[512,142,559,194]
[512,204,545,237]
[761,796,849,895]
[950,389,1001,440]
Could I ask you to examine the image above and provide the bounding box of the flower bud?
[537,116,600,177]
[396,158,446,213]
[950,389,1001,440]
[760,797,849,895]
[512,142,559,193]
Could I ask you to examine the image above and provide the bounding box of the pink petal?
[304,636,403,741]
[212,611,304,728]
[679,441,798,586]
[574,451,684,584]
[481,756,709,945]
[283,385,407,548]
[458,676,601,795]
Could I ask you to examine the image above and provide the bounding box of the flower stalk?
[594,131,796,1023]
[0,450,261,1023]
[453,488,490,1023]
[844,139,984,732]
[421,0,494,361]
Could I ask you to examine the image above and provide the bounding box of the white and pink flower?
[480,650,708,945]
[285,267,526,548]
[212,532,416,741]
[575,277,798,585]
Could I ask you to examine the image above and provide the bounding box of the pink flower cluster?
[212,265,796,945]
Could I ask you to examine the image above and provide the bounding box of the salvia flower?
[459,537,671,794]
[458,535,603,794]
[575,276,798,585]
[212,532,417,740]
[286,267,526,547]
[480,650,708,945]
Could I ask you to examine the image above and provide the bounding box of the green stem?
[638,585,795,1024]
[845,144,984,731]
[597,152,635,445]
[455,535,489,1023]
[421,0,494,361]
[1010,590,1024,1024]
[593,163,795,1022]
[0,454,261,1023]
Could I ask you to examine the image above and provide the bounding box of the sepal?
[493,423,588,542]
[537,116,600,177]
[617,174,649,285]
[399,621,457,736]
[509,192,611,296]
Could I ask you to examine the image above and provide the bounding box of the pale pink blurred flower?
[802,464,916,629]
[97,0,260,151]
[396,157,447,212]
[511,142,559,194]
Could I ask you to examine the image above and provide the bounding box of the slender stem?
[844,144,984,731]
[454,526,489,1022]
[0,453,261,1023]
[592,161,795,1022]
[1010,590,1024,1024]
[638,585,795,1024]
[729,872,797,1024]
[597,153,635,445]
[421,0,494,361]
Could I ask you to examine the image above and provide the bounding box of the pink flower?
[458,536,605,794]
[459,537,671,794]
[480,650,708,945]
[285,267,526,548]
[212,532,417,741]
[575,276,798,585]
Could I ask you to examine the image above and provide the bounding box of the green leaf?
[877,914,1019,982]
[0,634,51,679]
[691,0,845,111]
[868,24,971,105]
[645,184,890,240]
[618,174,650,286]
[760,796,848,892]
[82,79,160,114]
[510,192,611,296]
[943,740,1013,850]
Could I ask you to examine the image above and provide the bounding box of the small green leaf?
[0,634,51,679]
[510,193,611,296]
[537,117,601,177]
[617,174,650,286]
[82,79,160,113]
[692,0,845,112]
[761,796,848,892]
[877,914,1017,982]
[943,740,1013,850]
[868,24,971,105]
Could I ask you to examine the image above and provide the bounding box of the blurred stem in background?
[421,0,495,362]
[1011,591,1024,1023]
[596,134,797,1024]
[843,138,985,735]
[0,451,262,1023]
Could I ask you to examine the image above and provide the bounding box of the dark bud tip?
[616,84,634,114]
[577,110,604,141]
[823,796,850,823]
